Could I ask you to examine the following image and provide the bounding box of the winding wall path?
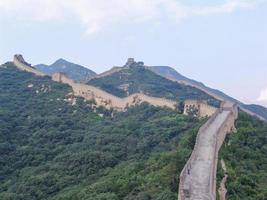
[13,55,177,111]
[178,104,238,200]
[13,54,238,200]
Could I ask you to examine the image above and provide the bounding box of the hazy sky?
[0,0,267,107]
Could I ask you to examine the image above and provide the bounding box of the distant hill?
[242,104,267,120]
[35,59,96,83]
[150,66,267,120]
[149,66,237,102]
[88,60,221,107]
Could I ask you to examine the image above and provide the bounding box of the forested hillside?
[88,65,220,107]
[218,112,267,200]
[0,63,204,200]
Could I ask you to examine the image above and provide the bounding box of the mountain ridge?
[12,55,267,120]
[13,55,219,115]
[87,60,221,108]
[149,65,267,120]
[35,58,97,83]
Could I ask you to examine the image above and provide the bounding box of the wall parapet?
[178,109,221,200]
[178,104,238,200]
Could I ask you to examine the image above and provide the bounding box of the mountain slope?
[150,66,267,120]
[88,63,221,107]
[242,104,267,120]
[0,62,203,200]
[149,66,238,102]
[35,59,96,82]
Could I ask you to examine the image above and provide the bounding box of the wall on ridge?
[92,66,124,80]
[13,55,177,111]
[14,54,223,113]
[14,55,47,76]
[184,99,217,117]
[52,72,177,111]
[178,105,238,200]
[210,106,238,199]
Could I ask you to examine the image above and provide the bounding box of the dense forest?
[88,66,220,107]
[0,63,204,200]
[217,112,267,200]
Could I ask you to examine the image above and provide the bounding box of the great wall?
[178,103,238,200]
[13,55,217,115]
[13,54,47,76]
[52,72,177,111]
[13,55,178,112]
[87,57,265,121]
[13,54,238,200]
[157,73,265,122]
[183,100,217,118]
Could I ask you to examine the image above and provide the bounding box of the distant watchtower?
[125,58,135,67]
[124,58,144,68]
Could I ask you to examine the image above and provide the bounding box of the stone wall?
[178,104,238,200]
[210,105,238,199]
[178,109,220,200]
[14,55,47,76]
[93,66,124,80]
[183,99,217,118]
[13,55,177,111]
[52,72,176,111]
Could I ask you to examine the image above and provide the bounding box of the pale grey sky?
[0,0,267,107]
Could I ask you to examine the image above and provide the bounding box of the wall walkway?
[178,104,238,200]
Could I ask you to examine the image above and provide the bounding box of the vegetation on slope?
[88,66,220,107]
[217,111,267,200]
[0,63,204,200]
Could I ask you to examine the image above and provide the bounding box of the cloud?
[257,87,267,102]
[0,0,265,34]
